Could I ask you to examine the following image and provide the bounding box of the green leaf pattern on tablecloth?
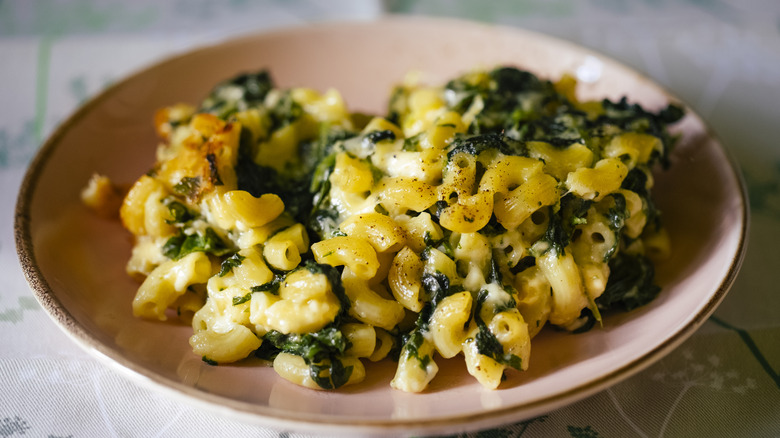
[0,296,39,324]
[433,416,549,438]
[0,121,36,169]
[710,316,780,389]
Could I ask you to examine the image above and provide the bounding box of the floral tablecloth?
[2,1,778,437]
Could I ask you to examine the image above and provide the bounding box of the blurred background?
[2,0,779,222]
[1,1,779,437]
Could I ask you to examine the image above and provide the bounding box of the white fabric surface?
[2,1,779,437]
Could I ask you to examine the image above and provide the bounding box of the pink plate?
[15,16,748,436]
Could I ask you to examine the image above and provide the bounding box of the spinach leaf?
[447,133,526,159]
[601,193,629,262]
[259,325,353,389]
[218,253,245,277]
[200,70,274,119]
[596,253,660,312]
[296,260,350,311]
[621,167,662,230]
[421,272,452,311]
[164,199,194,225]
[364,129,396,144]
[162,228,230,260]
[399,330,431,371]
[232,292,252,306]
[538,194,592,256]
[172,176,201,200]
[472,290,523,370]
[251,279,281,295]
[597,98,684,167]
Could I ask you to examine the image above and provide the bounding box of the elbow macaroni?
[97,65,680,393]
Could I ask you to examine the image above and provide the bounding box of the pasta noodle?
[86,65,683,392]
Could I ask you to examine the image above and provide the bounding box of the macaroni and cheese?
[83,67,683,391]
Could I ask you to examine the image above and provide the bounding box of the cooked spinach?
[162,227,230,260]
[447,133,526,159]
[538,194,592,256]
[442,66,560,135]
[421,272,452,310]
[172,176,202,200]
[601,193,629,262]
[365,129,396,144]
[399,329,431,371]
[510,255,537,275]
[473,290,523,370]
[232,292,252,306]
[298,260,350,311]
[200,70,274,119]
[251,279,281,295]
[598,97,684,167]
[218,253,246,277]
[258,325,353,389]
[621,168,662,230]
[234,123,355,229]
[596,252,660,312]
[164,199,194,225]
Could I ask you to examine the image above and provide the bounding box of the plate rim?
[13,15,750,434]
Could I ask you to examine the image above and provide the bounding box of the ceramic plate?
[15,17,748,436]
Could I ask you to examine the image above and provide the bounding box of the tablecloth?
[2,1,779,437]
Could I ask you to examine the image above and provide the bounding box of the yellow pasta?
[387,246,425,312]
[368,328,395,362]
[617,189,647,239]
[81,173,124,219]
[125,235,168,279]
[312,236,380,280]
[452,232,491,291]
[249,268,341,334]
[362,116,404,139]
[514,266,552,339]
[99,65,681,393]
[376,177,438,214]
[565,157,629,202]
[438,191,493,234]
[429,291,472,358]
[341,269,406,330]
[132,252,213,321]
[478,155,543,194]
[120,175,174,237]
[493,173,559,229]
[488,309,531,371]
[526,141,594,181]
[421,111,467,150]
[189,324,262,364]
[391,333,438,393]
[290,88,351,124]
[342,323,377,358]
[273,352,366,390]
[206,190,284,231]
[535,249,590,327]
[254,115,318,170]
[394,212,443,253]
[235,214,296,248]
[263,240,300,271]
[462,328,505,390]
[603,132,663,167]
[263,224,309,271]
[331,152,375,194]
[339,213,406,253]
